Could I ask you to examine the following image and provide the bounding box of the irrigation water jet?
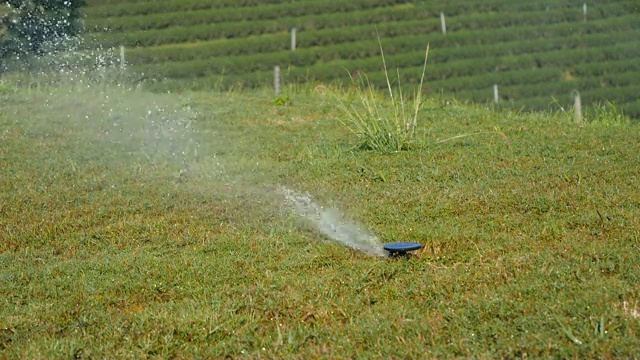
[280,187,386,257]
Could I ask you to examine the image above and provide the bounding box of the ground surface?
[1,77,639,358]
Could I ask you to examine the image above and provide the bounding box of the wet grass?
[1,78,639,359]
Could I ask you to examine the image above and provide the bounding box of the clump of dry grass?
[333,36,429,153]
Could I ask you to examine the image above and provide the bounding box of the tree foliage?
[1,0,85,59]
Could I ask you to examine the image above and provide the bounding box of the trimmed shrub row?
[84,0,635,21]
[127,40,638,91]
[121,29,638,73]
[83,11,638,53]
[85,4,424,33]
[81,0,639,117]
[83,0,410,18]
[85,1,628,34]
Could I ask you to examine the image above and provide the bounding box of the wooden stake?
[493,84,499,104]
[573,89,583,123]
[291,27,296,51]
[440,12,447,34]
[119,45,126,69]
[274,65,281,95]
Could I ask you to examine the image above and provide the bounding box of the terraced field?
[82,0,640,117]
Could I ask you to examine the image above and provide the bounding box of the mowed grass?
[1,76,639,359]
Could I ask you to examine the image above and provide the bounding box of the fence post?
[119,45,126,69]
[291,27,296,51]
[572,89,583,123]
[583,3,587,22]
[274,65,281,95]
[493,84,499,104]
[440,12,447,34]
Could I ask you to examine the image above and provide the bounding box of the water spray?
[281,187,422,258]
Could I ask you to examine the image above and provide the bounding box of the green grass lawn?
[1,75,639,359]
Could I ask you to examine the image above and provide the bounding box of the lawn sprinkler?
[383,241,423,258]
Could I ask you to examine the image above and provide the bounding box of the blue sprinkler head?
[383,242,423,258]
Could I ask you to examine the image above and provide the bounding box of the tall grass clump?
[334,37,430,153]
[586,100,631,127]
[555,97,631,128]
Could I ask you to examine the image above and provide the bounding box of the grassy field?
[1,72,640,358]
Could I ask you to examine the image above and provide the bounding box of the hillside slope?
[81,0,640,117]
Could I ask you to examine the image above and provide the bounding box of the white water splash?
[280,187,385,257]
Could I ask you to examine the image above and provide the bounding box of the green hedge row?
[301,56,639,94]
[431,68,640,99]
[84,11,638,56]
[84,0,286,17]
[482,77,621,101]
[83,17,436,49]
[425,0,637,15]
[435,14,638,48]
[85,4,425,33]
[435,31,639,63]
[84,0,635,22]
[500,84,640,117]
[123,33,428,65]
[121,29,638,75]
[127,40,638,90]
[127,45,640,105]
[81,0,639,117]
[342,60,638,104]
[294,39,640,82]
[83,0,410,18]
[86,0,153,5]
[619,99,640,119]
[443,3,630,31]
[84,1,628,34]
